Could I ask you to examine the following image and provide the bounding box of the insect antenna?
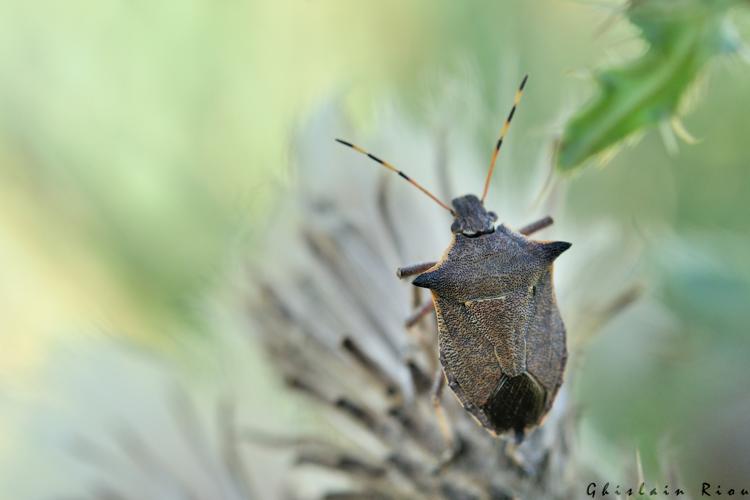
[481,74,529,203]
[335,138,455,216]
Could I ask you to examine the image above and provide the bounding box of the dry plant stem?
[341,336,401,397]
[572,282,643,352]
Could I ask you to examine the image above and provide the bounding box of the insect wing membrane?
[436,286,535,418]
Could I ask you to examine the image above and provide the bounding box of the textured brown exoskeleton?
[336,75,570,441]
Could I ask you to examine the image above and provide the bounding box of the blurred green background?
[1,0,748,497]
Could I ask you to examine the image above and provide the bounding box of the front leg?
[518,216,553,236]
[396,261,438,279]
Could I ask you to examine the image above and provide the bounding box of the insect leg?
[518,215,554,236]
[396,261,437,279]
[431,367,454,451]
[404,299,434,328]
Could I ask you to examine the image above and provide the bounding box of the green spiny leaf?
[558,0,745,172]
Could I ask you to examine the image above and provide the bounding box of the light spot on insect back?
[464,295,506,307]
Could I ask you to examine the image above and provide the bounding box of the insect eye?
[530,285,537,296]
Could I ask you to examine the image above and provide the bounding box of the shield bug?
[335,75,570,442]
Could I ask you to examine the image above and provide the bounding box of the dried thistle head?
[63,103,648,500]
[242,104,636,499]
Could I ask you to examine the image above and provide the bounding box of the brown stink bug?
[335,75,570,443]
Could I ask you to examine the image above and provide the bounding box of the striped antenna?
[481,74,529,203]
[335,139,455,215]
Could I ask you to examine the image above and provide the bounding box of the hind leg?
[431,367,465,472]
[405,299,434,328]
[431,367,453,450]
